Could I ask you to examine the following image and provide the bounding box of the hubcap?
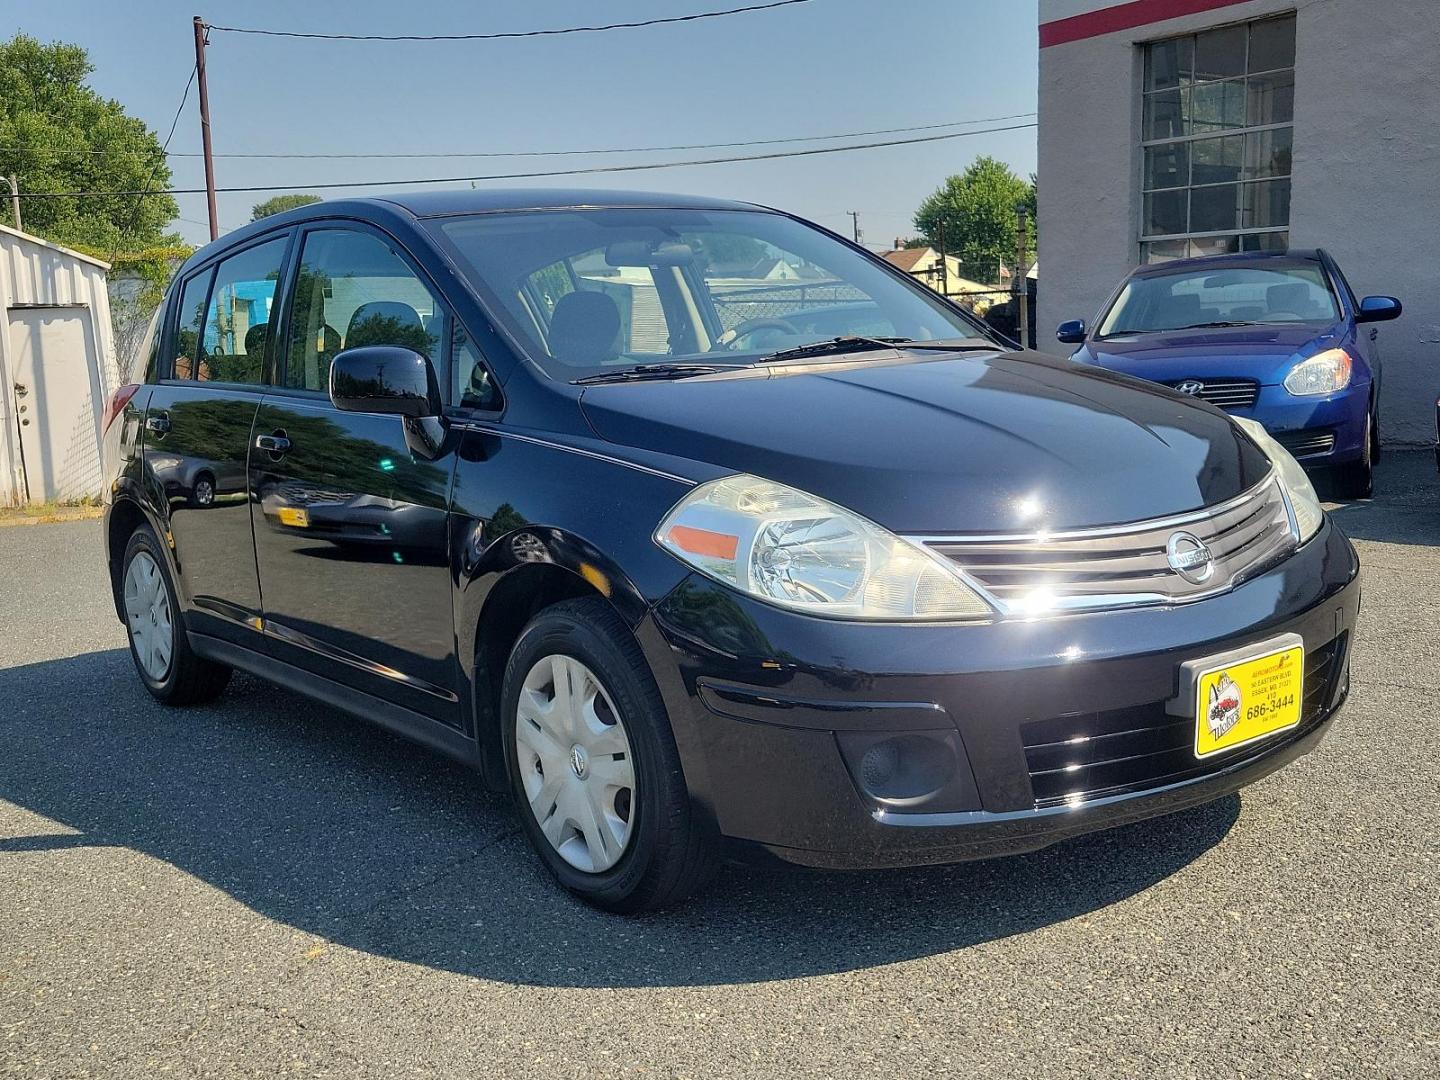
[514,654,635,874]
[123,551,173,681]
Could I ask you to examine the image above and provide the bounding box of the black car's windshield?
[1097,261,1340,338]
[431,208,994,381]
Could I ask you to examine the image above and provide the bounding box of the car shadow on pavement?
[0,649,1239,989]
[1322,450,1440,547]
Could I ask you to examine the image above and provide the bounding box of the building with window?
[1037,0,1440,443]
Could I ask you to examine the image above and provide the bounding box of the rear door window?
[169,238,288,384]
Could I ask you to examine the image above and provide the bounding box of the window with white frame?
[1140,14,1295,263]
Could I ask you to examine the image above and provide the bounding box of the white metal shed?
[0,224,118,505]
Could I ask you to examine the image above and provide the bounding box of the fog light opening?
[855,734,955,806]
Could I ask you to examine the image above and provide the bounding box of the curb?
[0,507,105,528]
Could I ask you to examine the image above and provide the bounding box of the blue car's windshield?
[1098,262,1340,337]
[431,208,993,380]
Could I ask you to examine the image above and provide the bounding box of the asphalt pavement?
[2,454,1438,1078]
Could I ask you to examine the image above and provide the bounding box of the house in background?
[1036,0,1440,444]
[880,246,1002,308]
[0,224,117,505]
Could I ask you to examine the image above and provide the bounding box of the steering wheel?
[713,316,801,352]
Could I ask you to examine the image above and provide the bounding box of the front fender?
[447,424,704,782]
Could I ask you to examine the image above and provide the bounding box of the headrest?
[547,290,622,366]
[1267,283,1309,312]
[243,323,268,355]
[347,301,423,346]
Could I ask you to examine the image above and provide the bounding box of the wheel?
[120,526,232,705]
[1330,409,1375,500]
[191,472,215,507]
[500,597,715,912]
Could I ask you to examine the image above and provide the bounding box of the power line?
[107,62,197,263]
[204,0,817,41]
[0,112,1036,162]
[12,121,1039,200]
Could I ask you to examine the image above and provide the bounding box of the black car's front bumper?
[641,517,1360,869]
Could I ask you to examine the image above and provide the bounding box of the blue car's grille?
[1166,378,1259,410]
[1276,428,1336,459]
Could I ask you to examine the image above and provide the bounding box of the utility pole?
[1014,203,1031,350]
[5,176,19,232]
[847,210,861,245]
[193,16,219,241]
[936,218,949,298]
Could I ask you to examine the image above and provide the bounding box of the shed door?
[8,306,103,502]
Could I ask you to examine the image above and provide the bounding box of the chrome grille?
[1167,378,1260,410]
[920,475,1297,615]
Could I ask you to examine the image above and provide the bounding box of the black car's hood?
[579,351,1272,534]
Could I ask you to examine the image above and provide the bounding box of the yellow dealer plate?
[277,507,310,528]
[1194,644,1304,758]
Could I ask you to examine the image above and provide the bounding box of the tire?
[120,525,232,705]
[500,597,715,912]
[191,472,216,507]
[1331,409,1375,500]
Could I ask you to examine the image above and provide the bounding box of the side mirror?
[329,345,446,459]
[1356,296,1402,324]
[1056,319,1088,344]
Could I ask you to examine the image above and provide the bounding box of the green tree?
[0,34,178,250]
[913,156,1036,285]
[251,193,321,221]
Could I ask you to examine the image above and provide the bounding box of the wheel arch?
[105,497,151,621]
[460,535,660,790]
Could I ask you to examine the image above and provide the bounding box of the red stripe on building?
[1040,0,1252,47]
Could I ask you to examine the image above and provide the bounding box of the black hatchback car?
[102,190,1359,911]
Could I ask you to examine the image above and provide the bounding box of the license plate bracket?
[1173,633,1306,759]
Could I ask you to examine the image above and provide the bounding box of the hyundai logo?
[1166,531,1215,584]
[1175,380,1206,396]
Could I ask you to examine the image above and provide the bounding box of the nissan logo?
[1166,531,1215,584]
[1176,380,1206,396]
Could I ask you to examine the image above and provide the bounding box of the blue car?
[1057,250,1401,498]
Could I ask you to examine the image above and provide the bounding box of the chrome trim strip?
[454,423,696,486]
[191,595,265,631]
[264,620,460,703]
[906,470,1279,545]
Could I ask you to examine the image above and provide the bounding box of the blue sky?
[15,0,1039,249]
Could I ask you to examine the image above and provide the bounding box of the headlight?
[1283,348,1352,396]
[1233,417,1324,542]
[655,474,993,620]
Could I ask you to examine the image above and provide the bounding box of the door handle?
[146,415,171,434]
[255,432,292,454]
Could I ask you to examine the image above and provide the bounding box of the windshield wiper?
[572,362,731,385]
[1171,320,1261,330]
[758,336,994,364]
[1099,327,1159,337]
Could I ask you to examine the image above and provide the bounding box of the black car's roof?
[374,187,766,218]
[1130,248,1325,278]
[182,188,778,270]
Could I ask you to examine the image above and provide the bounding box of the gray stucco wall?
[1038,0,1440,445]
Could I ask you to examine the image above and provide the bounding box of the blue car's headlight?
[1283,348,1352,396]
